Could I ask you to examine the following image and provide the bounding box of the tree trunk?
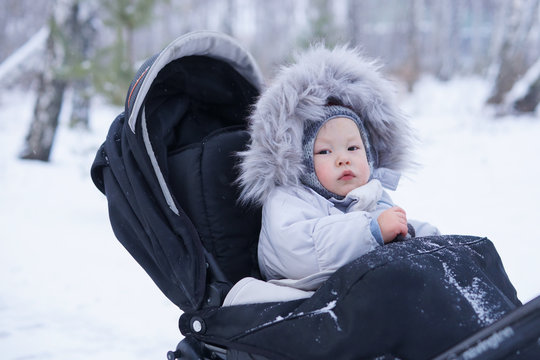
[514,77,540,112]
[346,0,362,46]
[20,73,66,161]
[221,0,235,36]
[68,2,97,129]
[20,0,69,161]
[403,0,422,92]
[487,0,540,104]
[507,58,540,113]
[70,78,91,129]
[469,0,485,73]
[253,0,295,76]
[433,0,460,80]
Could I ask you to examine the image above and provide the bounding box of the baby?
[236,45,439,292]
[302,105,410,245]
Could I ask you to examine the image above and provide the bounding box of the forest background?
[1,0,540,160]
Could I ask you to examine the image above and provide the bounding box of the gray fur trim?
[237,45,415,205]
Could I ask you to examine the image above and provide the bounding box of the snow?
[250,300,341,334]
[0,27,47,87]
[310,300,341,331]
[441,262,502,326]
[1,76,539,359]
[0,92,180,359]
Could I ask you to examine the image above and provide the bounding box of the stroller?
[91,31,540,359]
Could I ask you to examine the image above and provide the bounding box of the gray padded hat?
[300,105,377,199]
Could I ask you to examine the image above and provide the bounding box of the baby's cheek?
[314,161,334,187]
[360,163,371,182]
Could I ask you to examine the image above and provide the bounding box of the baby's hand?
[377,207,408,244]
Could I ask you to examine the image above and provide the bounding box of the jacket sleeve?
[258,188,380,281]
[408,219,440,237]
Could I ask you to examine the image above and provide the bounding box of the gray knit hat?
[300,105,377,199]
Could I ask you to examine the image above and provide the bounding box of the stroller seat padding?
[168,127,262,285]
[223,277,313,306]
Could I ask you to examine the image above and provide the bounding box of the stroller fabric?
[179,235,521,360]
[167,126,262,286]
[91,31,263,311]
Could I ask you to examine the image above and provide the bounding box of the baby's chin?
[334,185,362,197]
[336,180,369,196]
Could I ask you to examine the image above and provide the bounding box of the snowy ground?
[1,77,539,359]
[0,93,180,359]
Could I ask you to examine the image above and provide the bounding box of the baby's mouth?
[339,170,355,181]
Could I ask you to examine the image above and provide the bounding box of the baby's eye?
[316,149,331,155]
[348,146,361,151]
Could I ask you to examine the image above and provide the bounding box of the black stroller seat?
[91,31,540,360]
[167,126,262,301]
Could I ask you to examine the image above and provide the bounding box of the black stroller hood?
[91,31,263,312]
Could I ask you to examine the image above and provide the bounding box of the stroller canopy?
[91,31,263,312]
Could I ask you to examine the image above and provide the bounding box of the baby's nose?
[337,157,351,166]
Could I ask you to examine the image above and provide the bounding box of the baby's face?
[313,117,370,197]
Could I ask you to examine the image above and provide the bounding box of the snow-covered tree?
[0,28,48,89]
[0,0,53,64]
[487,0,540,105]
[503,57,540,113]
[513,77,540,113]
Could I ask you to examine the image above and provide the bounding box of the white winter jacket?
[258,181,388,291]
[223,180,439,306]
[258,179,440,291]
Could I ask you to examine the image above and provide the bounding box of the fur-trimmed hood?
[238,45,415,205]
